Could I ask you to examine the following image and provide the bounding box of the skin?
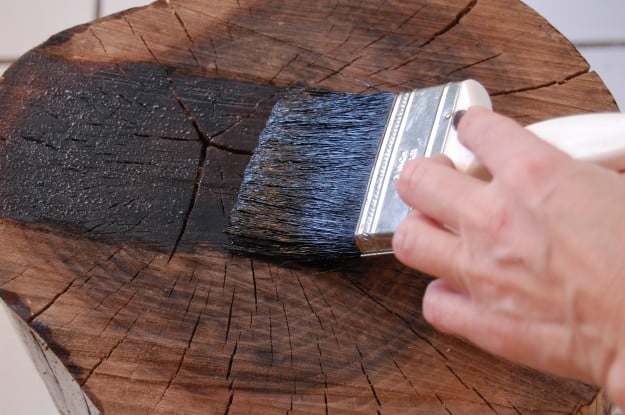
[392,107,625,406]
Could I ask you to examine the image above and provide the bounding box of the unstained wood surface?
[0,0,618,413]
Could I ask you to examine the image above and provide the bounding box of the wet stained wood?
[0,0,618,413]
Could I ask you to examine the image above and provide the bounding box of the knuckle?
[505,154,551,185]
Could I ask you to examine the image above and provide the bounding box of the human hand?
[392,107,625,404]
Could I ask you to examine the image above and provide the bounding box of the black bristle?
[225,88,394,261]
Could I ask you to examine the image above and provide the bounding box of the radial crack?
[491,68,589,96]
[435,393,455,415]
[28,279,76,323]
[420,0,478,48]
[153,313,202,410]
[447,53,502,75]
[168,93,209,261]
[344,275,449,361]
[356,344,382,410]
[473,387,502,414]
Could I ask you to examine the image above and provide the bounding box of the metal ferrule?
[354,80,490,256]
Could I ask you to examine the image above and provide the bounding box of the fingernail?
[452,110,466,130]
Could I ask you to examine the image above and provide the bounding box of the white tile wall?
[0,1,624,110]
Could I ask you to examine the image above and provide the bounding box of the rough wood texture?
[0,0,619,413]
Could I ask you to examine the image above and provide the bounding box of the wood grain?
[0,0,618,413]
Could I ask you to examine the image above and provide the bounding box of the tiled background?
[0,0,624,110]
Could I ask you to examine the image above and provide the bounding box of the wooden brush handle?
[527,113,625,171]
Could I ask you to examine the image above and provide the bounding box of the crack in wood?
[392,358,417,396]
[446,53,502,76]
[81,247,123,287]
[224,334,240,415]
[81,314,138,386]
[168,93,209,261]
[270,53,300,84]
[507,400,524,415]
[224,288,235,345]
[363,34,386,51]
[171,5,195,45]
[308,278,340,345]
[380,0,478,77]
[250,258,258,312]
[21,134,60,151]
[435,392,455,415]
[446,365,470,390]
[169,4,203,71]
[122,15,137,37]
[420,0,478,48]
[98,291,136,336]
[282,303,293,364]
[316,336,328,393]
[183,285,198,317]
[491,68,589,96]
[269,310,274,366]
[396,4,429,29]
[316,55,364,84]
[153,311,202,410]
[295,275,323,330]
[344,275,449,362]
[89,28,108,56]
[355,343,382,411]
[0,266,30,288]
[28,279,77,323]
[473,387,502,415]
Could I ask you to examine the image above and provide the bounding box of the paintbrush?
[225,80,625,261]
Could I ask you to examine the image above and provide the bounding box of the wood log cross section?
[0,0,618,413]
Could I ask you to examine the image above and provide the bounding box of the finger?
[428,153,455,168]
[393,211,463,280]
[396,157,484,230]
[457,107,569,176]
[423,279,584,381]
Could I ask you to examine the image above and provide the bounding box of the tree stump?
[0,0,618,413]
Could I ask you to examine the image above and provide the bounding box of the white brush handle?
[458,112,625,177]
[526,113,625,171]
